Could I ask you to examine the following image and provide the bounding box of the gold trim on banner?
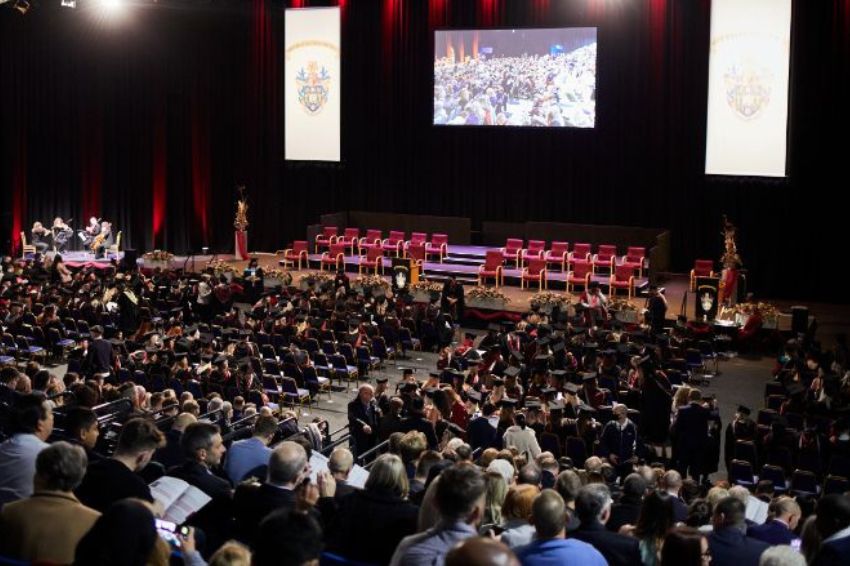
[285,40,341,61]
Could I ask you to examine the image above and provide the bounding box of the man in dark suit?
[328,447,358,500]
[467,402,498,453]
[660,470,690,524]
[397,397,439,449]
[747,496,801,545]
[347,384,380,458]
[708,497,770,566]
[233,440,334,545]
[168,422,232,554]
[813,494,850,566]
[84,325,115,379]
[572,483,641,566]
[606,473,646,532]
[153,412,197,470]
[673,388,710,481]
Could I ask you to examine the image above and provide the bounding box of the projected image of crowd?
[434,43,597,127]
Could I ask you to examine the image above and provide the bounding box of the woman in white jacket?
[502,413,541,460]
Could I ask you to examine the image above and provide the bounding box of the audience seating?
[520,258,547,290]
[545,241,569,272]
[478,250,504,287]
[690,259,715,291]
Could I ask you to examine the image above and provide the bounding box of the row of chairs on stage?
[498,240,647,276]
[478,251,641,298]
[310,227,450,262]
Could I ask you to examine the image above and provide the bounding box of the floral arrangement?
[722,301,779,320]
[209,260,237,275]
[299,272,334,286]
[234,186,249,231]
[608,297,638,312]
[410,281,443,293]
[530,291,569,308]
[467,286,511,303]
[264,269,293,286]
[354,275,391,290]
[142,250,174,262]
[720,215,742,269]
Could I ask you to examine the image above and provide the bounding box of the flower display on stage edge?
[467,286,511,303]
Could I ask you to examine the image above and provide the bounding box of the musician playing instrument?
[30,222,51,254]
[51,217,73,252]
[80,217,101,247]
[91,221,114,259]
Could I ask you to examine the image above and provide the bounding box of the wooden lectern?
[391,257,420,292]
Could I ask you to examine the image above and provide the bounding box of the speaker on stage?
[120,248,138,271]
[791,306,809,334]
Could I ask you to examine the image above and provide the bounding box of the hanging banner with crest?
[285,7,341,162]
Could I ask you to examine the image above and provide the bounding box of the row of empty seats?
[498,240,647,276]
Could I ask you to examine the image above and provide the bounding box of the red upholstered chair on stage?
[382,230,406,256]
[407,232,427,252]
[321,242,346,271]
[502,238,524,266]
[545,241,569,272]
[567,259,592,293]
[358,246,384,275]
[521,258,547,290]
[609,264,636,299]
[279,241,309,270]
[621,246,646,277]
[406,241,426,271]
[690,259,715,291]
[478,250,504,287]
[521,240,546,267]
[358,229,383,255]
[337,228,360,254]
[314,226,337,253]
[426,233,448,262]
[592,244,617,274]
[568,243,592,268]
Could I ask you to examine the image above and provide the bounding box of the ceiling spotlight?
[61,0,77,7]
[13,0,30,14]
[97,0,125,16]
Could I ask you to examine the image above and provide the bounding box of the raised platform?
[296,244,651,296]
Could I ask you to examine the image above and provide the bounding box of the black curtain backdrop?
[1,0,848,303]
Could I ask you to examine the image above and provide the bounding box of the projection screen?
[705,0,791,177]
[285,7,341,162]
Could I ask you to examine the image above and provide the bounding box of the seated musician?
[579,281,609,327]
[81,217,101,247]
[30,222,50,253]
[52,217,73,252]
[93,221,114,259]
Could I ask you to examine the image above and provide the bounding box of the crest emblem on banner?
[296,61,331,115]
[723,62,773,120]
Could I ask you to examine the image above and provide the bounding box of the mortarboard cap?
[504,366,521,378]
[564,382,580,395]
[581,372,598,382]
[525,399,542,410]
[465,390,482,403]
[737,405,751,415]
[499,398,518,408]
[375,376,389,384]
[549,400,565,411]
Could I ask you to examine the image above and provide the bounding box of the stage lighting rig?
[61,0,77,8]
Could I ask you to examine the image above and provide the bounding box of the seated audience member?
[759,545,806,566]
[208,541,252,566]
[813,494,850,566]
[410,450,443,501]
[660,526,710,566]
[64,406,104,462]
[391,464,487,566]
[327,454,418,565]
[154,412,197,470]
[73,499,174,566]
[607,473,647,532]
[515,489,606,566]
[75,417,164,511]
[499,483,540,549]
[170,421,232,552]
[661,469,689,524]
[224,415,276,484]
[328,447,357,499]
[253,509,324,566]
[445,537,520,566]
[708,496,770,566]
[234,441,333,545]
[631,491,676,566]
[554,469,583,533]
[572,483,642,566]
[0,442,99,564]
[747,496,801,546]
[0,394,53,500]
